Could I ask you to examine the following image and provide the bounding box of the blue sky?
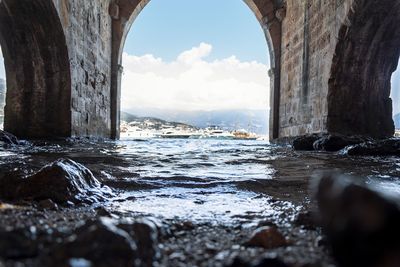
[124,0,269,63]
[121,0,271,111]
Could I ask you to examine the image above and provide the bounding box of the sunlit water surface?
[1,139,400,224]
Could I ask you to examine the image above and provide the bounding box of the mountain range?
[122,108,269,134]
[121,111,196,130]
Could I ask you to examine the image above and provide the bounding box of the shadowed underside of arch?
[0,0,71,138]
[109,0,284,140]
[328,0,400,138]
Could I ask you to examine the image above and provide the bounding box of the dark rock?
[245,226,287,249]
[226,256,251,267]
[253,256,290,267]
[37,199,59,210]
[45,218,138,267]
[95,207,113,217]
[312,172,400,267]
[292,134,320,151]
[13,159,114,205]
[226,255,290,267]
[0,130,19,146]
[313,134,367,152]
[342,139,400,156]
[118,218,160,267]
[294,211,317,230]
[0,228,38,259]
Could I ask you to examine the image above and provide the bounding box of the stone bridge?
[0,0,399,140]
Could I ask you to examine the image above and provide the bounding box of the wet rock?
[45,218,138,267]
[0,130,19,146]
[0,228,38,259]
[226,256,251,267]
[226,255,290,267]
[313,134,367,152]
[37,199,59,210]
[292,134,320,151]
[245,226,287,249]
[294,211,317,230]
[312,172,400,267]
[292,134,370,152]
[342,139,400,156]
[253,256,291,267]
[118,218,160,267]
[95,207,113,217]
[14,159,114,205]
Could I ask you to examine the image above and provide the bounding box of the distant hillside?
[122,108,269,135]
[121,111,196,130]
[121,111,139,123]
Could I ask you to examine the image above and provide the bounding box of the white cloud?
[177,42,212,64]
[121,43,270,111]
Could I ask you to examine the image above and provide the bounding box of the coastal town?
[120,117,264,140]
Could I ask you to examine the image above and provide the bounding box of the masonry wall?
[57,0,356,139]
[279,0,353,138]
[53,0,113,138]
[50,0,369,140]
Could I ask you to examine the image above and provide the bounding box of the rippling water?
[1,139,400,223]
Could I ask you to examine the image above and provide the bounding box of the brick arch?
[0,0,71,138]
[327,0,400,138]
[109,0,284,139]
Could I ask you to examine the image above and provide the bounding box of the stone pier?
[0,0,398,140]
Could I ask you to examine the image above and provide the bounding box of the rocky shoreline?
[0,155,330,267]
[292,133,400,156]
[0,131,400,266]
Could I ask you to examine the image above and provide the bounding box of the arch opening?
[328,0,400,138]
[392,63,400,134]
[0,0,71,138]
[110,0,284,140]
[0,46,4,129]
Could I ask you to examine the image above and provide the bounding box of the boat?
[199,127,235,140]
[206,129,235,139]
[232,129,258,140]
[160,130,192,139]
[120,127,156,140]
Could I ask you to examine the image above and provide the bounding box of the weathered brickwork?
[279,0,353,137]
[0,0,71,138]
[54,0,113,138]
[0,0,398,139]
[327,0,400,138]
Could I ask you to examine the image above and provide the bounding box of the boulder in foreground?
[292,134,320,151]
[313,172,400,267]
[245,226,287,249]
[8,158,114,205]
[342,139,400,156]
[0,130,19,146]
[44,218,138,267]
[313,134,368,152]
[292,134,368,152]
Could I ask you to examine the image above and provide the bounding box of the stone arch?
[0,0,71,138]
[109,0,284,139]
[327,0,400,138]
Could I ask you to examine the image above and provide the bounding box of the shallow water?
[1,138,400,224]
